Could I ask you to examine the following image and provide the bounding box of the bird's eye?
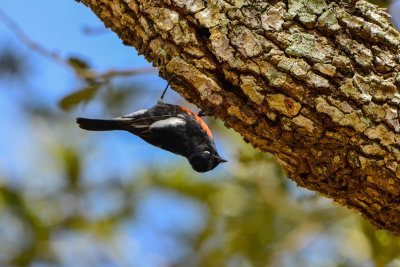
[203,151,211,156]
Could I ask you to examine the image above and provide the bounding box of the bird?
[76,78,227,172]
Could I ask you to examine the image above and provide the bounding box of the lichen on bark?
[76,0,400,234]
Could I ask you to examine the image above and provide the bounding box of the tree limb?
[0,8,157,80]
[75,0,400,234]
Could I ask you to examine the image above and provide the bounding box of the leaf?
[61,146,81,189]
[67,56,90,70]
[58,87,98,111]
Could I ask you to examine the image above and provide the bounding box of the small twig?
[0,8,66,66]
[0,8,157,80]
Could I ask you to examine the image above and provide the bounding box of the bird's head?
[187,145,227,173]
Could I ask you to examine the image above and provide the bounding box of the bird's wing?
[118,105,190,156]
[145,116,189,156]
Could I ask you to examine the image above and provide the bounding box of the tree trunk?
[75,0,400,234]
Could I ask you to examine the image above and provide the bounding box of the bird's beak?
[213,155,228,163]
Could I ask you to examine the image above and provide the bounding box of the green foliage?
[67,56,90,71]
[58,86,98,111]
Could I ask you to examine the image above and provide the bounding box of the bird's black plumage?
[77,79,226,172]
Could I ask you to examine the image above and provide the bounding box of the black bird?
[76,79,227,172]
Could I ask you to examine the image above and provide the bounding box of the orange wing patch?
[180,107,214,140]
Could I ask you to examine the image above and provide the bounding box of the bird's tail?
[76,117,126,131]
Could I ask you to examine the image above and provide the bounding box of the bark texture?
[76,0,400,234]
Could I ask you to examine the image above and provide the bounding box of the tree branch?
[0,8,157,80]
[75,0,400,234]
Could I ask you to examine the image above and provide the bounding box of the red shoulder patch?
[179,106,214,140]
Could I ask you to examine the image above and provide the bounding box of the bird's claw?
[198,110,212,117]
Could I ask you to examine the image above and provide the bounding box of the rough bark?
[75,0,400,234]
